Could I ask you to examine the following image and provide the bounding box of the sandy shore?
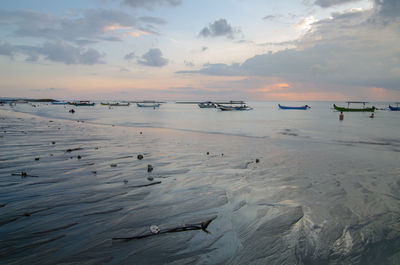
[0,109,399,264]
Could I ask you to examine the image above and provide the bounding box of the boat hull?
[217,104,252,111]
[136,103,161,108]
[333,104,375,112]
[278,104,309,110]
[389,105,400,111]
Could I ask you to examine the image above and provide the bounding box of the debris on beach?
[112,216,216,241]
[150,225,160,234]
[11,172,39,178]
[35,157,40,161]
[69,109,75,113]
[137,154,144,160]
[77,155,82,160]
[256,158,260,163]
[207,152,209,155]
[123,180,128,184]
[65,147,82,153]
[91,171,97,174]
[52,141,56,144]
[147,176,154,181]
[110,164,117,167]
[131,181,161,188]
[147,164,153,172]
[24,212,31,217]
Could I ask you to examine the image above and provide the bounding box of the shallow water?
[0,103,400,264]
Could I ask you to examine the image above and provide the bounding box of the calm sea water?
[8,101,400,145]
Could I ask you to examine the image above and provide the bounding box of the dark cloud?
[124,52,136,61]
[313,0,362,8]
[29,87,67,92]
[139,16,167,25]
[0,41,104,65]
[138,48,168,67]
[202,46,208,52]
[375,0,400,19]
[123,0,182,10]
[0,9,139,45]
[0,42,14,56]
[263,15,278,20]
[199,19,239,39]
[40,42,103,65]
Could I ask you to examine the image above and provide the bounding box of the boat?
[389,103,400,111]
[51,101,68,105]
[278,104,310,110]
[217,103,253,111]
[109,102,130,106]
[68,101,95,106]
[333,102,375,112]
[100,102,110,106]
[136,101,161,108]
[198,101,216,108]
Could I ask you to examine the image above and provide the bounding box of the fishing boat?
[198,101,216,108]
[100,102,110,106]
[389,102,400,111]
[109,102,130,106]
[217,103,253,111]
[68,101,95,106]
[333,102,375,112]
[136,103,161,108]
[51,101,68,105]
[278,104,310,110]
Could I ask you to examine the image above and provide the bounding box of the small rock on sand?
[147,164,153,173]
[137,154,144,160]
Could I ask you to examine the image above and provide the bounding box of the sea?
[0,101,399,264]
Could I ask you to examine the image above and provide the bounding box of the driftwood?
[131,181,161,188]
[65,147,82,153]
[112,216,216,241]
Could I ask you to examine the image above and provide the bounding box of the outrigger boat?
[136,101,161,108]
[389,102,400,111]
[278,104,310,110]
[68,101,95,106]
[333,102,375,112]
[110,102,130,106]
[51,101,68,105]
[198,101,216,108]
[216,101,253,111]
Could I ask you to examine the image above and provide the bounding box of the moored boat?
[278,104,310,110]
[333,102,375,112]
[51,101,68,105]
[110,102,130,106]
[217,104,253,111]
[198,101,216,108]
[389,103,400,111]
[68,101,95,106]
[136,103,161,108]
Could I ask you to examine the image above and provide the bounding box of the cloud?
[199,19,239,39]
[123,0,182,10]
[313,0,362,8]
[0,41,104,65]
[124,52,136,61]
[178,2,400,90]
[374,0,400,19]
[138,48,168,67]
[0,9,139,45]
[201,46,208,52]
[29,87,67,92]
[139,16,167,25]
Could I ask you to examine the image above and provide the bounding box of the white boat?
[136,103,161,108]
[198,101,216,108]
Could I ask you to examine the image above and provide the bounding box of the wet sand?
[0,109,400,264]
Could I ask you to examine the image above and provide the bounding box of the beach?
[1,105,400,264]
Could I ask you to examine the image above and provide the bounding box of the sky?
[0,0,399,101]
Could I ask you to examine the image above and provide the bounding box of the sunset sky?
[1,0,399,101]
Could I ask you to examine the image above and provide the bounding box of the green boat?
[333,102,375,112]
